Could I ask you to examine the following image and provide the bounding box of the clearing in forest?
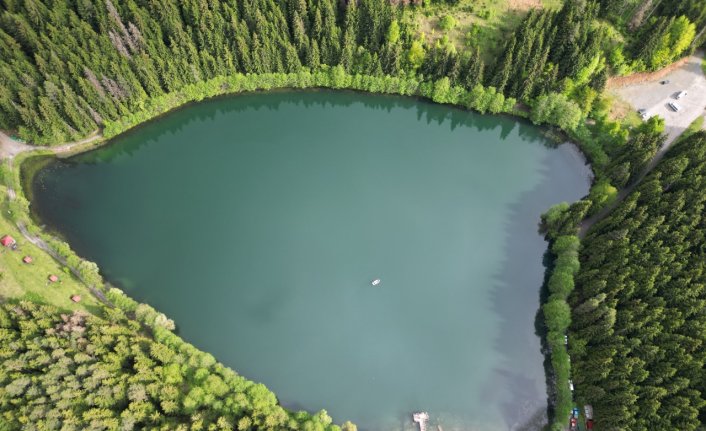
[404,0,562,61]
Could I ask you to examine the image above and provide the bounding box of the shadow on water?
[488,143,590,431]
[30,90,592,431]
[65,90,560,166]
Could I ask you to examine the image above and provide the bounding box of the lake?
[32,91,591,430]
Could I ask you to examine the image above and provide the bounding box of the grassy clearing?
[0,185,102,314]
[679,115,705,142]
[604,90,641,125]
[403,0,553,61]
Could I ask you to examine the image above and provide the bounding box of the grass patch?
[541,0,563,8]
[678,115,705,143]
[403,0,554,62]
[604,90,641,125]
[0,185,102,313]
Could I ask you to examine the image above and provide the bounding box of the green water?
[32,91,591,430]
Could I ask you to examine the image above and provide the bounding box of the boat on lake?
[371,278,381,286]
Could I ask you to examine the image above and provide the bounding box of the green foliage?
[544,300,571,332]
[679,115,705,144]
[431,77,453,103]
[107,287,138,312]
[407,40,426,71]
[570,132,706,430]
[531,93,583,131]
[631,15,697,70]
[0,0,670,146]
[0,0,398,143]
[42,236,104,288]
[586,179,618,215]
[542,233,581,427]
[102,69,515,141]
[0,301,341,430]
[491,1,607,101]
[542,202,570,231]
[387,20,401,45]
[439,15,456,32]
[605,118,666,188]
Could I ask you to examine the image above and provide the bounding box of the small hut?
[48,274,59,283]
[70,295,81,303]
[1,235,16,247]
[22,256,32,264]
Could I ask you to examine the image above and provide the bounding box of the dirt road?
[613,54,706,145]
[581,54,706,237]
[0,129,103,160]
[0,131,34,159]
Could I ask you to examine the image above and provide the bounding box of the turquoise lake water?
[32,91,591,430]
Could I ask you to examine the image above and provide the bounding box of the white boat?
[371,279,381,286]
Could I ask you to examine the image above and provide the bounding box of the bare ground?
[606,56,692,88]
[507,0,542,9]
[0,129,103,160]
[581,53,706,237]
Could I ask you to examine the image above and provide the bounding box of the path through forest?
[580,54,706,237]
[0,129,103,160]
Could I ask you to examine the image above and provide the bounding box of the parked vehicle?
[637,108,648,119]
[572,407,580,418]
[676,90,687,99]
[668,102,682,112]
[584,404,594,429]
[569,380,574,391]
[570,417,578,431]
[584,404,594,419]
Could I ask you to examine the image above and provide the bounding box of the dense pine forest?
[0,300,350,430]
[0,0,699,144]
[569,131,706,430]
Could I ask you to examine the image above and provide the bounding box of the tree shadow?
[487,142,591,430]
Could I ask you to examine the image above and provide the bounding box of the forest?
[569,131,706,430]
[0,300,351,430]
[0,0,699,144]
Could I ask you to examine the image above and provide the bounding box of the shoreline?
[2,77,596,430]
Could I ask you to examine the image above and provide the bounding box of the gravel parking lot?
[614,55,706,145]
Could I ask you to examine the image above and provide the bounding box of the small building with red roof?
[22,256,32,264]
[71,295,81,303]
[1,235,15,247]
[48,274,59,283]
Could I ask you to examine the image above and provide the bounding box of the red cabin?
[1,235,15,247]
[70,295,81,303]
[48,274,59,283]
[22,256,32,264]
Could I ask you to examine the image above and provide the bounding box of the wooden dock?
[412,412,429,431]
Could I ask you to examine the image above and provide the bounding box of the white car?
[676,90,687,99]
[668,102,682,112]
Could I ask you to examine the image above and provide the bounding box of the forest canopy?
[0,301,345,431]
[1,0,689,144]
[569,131,706,430]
